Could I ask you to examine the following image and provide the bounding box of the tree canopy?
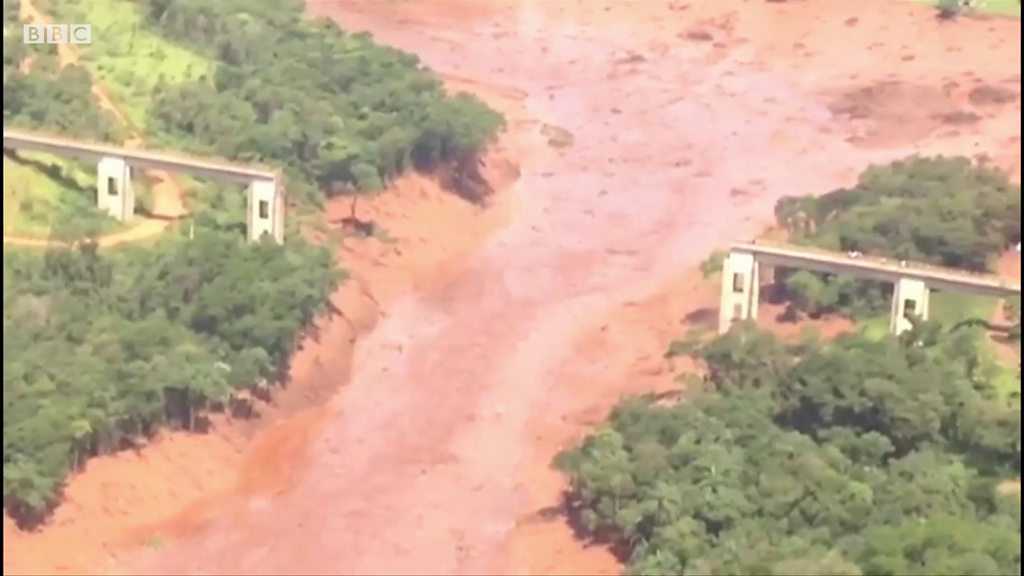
[3,235,341,524]
[3,0,503,526]
[137,0,505,203]
[557,322,1021,576]
[3,0,122,142]
[772,157,1020,317]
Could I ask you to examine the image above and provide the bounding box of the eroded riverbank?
[130,1,1019,574]
[6,1,1019,575]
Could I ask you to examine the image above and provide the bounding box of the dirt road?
[83,0,1024,574]
[4,0,186,249]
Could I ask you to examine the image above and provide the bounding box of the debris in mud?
[828,80,972,146]
[968,84,1019,107]
[340,217,377,237]
[438,157,495,203]
[935,110,982,126]
[540,124,574,148]
[684,28,715,42]
[614,52,646,65]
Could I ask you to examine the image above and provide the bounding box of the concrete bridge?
[720,242,1022,335]
[2,128,285,243]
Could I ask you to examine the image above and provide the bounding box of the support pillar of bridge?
[246,179,284,244]
[718,250,760,335]
[96,157,134,222]
[890,277,930,335]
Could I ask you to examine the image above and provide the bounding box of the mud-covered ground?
[4,1,1020,575]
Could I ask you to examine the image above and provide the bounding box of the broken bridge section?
[3,128,285,244]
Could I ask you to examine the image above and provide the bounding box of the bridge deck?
[2,128,277,185]
[734,241,1020,298]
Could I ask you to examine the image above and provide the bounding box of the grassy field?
[901,0,1022,17]
[856,291,1019,399]
[6,0,210,242]
[38,0,214,133]
[986,346,1021,399]
[7,0,221,241]
[931,291,1002,326]
[3,152,125,238]
[978,0,1023,16]
[859,292,1002,337]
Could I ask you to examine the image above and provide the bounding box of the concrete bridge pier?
[718,250,760,334]
[714,243,1018,339]
[96,156,134,221]
[247,179,284,244]
[890,277,930,335]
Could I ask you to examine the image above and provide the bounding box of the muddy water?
[138,1,1020,575]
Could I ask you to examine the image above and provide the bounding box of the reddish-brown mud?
[4,1,1019,575]
[4,17,524,573]
[124,1,1021,575]
[2,163,518,576]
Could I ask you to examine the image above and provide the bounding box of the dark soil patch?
[968,84,1019,106]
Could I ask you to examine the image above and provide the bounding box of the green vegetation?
[3,0,127,236]
[558,322,1021,575]
[776,157,1019,271]
[773,157,1020,322]
[1007,296,1021,341]
[930,0,1022,18]
[931,291,999,326]
[42,0,505,208]
[567,155,1022,575]
[3,235,340,524]
[2,0,122,142]
[3,0,504,526]
[699,250,726,281]
[38,0,215,131]
[2,153,123,238]
[846,291,1009,343]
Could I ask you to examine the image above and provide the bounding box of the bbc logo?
[23,24,92,45]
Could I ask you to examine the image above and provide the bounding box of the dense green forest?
[2,0,122,140]
[3,0,503,525]
[558,322,1021,575]
[3,235,339,522]
[772,156,1020,318]
[135,0,505,205]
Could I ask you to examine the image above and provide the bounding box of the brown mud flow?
[5,1,1020,575]
[2,163,516,576]
[131,1,1019,574]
